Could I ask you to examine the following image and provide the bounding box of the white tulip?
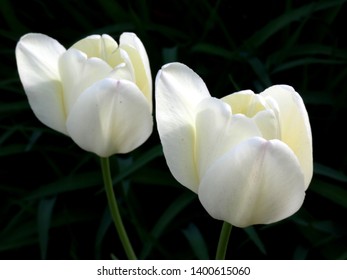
[16,33,153,157]
[155,62,313,228]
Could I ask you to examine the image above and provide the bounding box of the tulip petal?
[119,33,152,109]
[155,63,211,192]
[15,33,67,134]
[261,85,313,188]
[109,48,136,82]
[195,98,261,177]
[253,110,280,140]
[59,48,112,114]
[222,91,280,139]
[222,90,267,117]
[66,78,153,157]
[198,137,306,228]
[71,34,120,67]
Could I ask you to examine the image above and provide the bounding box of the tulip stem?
[215,221,232,260]
[100,157,137,260]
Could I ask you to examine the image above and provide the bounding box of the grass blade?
[182,223,209,260]
[37,197,56,259]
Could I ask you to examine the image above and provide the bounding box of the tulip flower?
[16,32,153,157]
[155,62,313,228]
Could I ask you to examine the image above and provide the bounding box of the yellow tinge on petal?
[120,33,152,110]
[222,90,268,117]
[222,91,281,140]
[71,34,122,68]
[261,85,313,188]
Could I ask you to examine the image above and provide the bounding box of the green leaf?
[37,197,56,259]
[0,144,27,156]
[182,223,209,259]
[286,44,347,59]
[94,207,112,259]
[272,57,346,73]
[310,178,347,209]
[112,145,163,185]
[140,192,196,259]
[244,0,347,49]
[0,207,38,252]
[132,167,181,187]
[293,245,309,260]
[191,43,236,60]
[24,172,102,200]
[314,163,347,183]
[243,226,267,255]
[0,0,27,32]
[245,56,272,87]
[97,0,128,21]
[162,47,178,64]
[147,23,190,42]
[0,101,29,115]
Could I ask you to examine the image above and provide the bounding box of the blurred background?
[1,0,347,260]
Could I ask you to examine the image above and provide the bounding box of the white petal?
[195,98,261,178]
[120,33,152,110]
[222,90,281,140]
[59,48,112,114]
[222,90,266,117]
[15,33,67,134]
[109,48,135,81]
[155,63,210,192]
[198,137,306,228]
[70,34,120,67]
[261,85,313,188]
[66,78,153,157]
[253,110,280,140]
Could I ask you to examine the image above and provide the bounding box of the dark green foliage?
[1,0,346,259]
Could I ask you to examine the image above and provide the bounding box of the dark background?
[1,0,347,259]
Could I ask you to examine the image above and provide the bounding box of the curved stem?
[100,157,137,260]
[215,221,232,260]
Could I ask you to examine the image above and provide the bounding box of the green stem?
[215,221,232,260]
[100,157,137,260]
